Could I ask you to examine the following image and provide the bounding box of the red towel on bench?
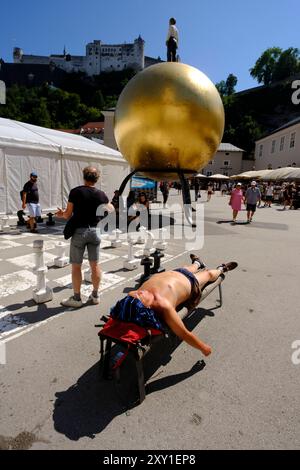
[98,317,163,345]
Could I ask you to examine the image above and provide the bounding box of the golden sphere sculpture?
[114,62,225,181]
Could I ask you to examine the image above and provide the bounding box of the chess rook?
[54,241,69,268]
[151,249,165,275]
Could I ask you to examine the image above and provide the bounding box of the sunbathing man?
[109,255,238,357]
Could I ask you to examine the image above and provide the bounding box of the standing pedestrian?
[160,181,170,208]
[21,171,41,233]
[265,182,274,207]
[244,181,261,223]
[206,183,214,202]
[56,166,114,308]
[166,17,179,62]
[229,183,244,224]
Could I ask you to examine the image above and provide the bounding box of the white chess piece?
[2,216,10,232]
[156,228,167,251]
[136,225,146,245]
[54,241,69,267]
[123,235,138,270]
[32,239,53,303]
[143,230,155,257]
[111,229,122,248]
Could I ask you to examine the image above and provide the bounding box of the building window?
[290,132,296,148]
[206,171,212,176]
[280,136,285,151]
[223,171,229,176]
[225,152,230,156]
[208,160,214,165]
[259,144,263,157]
[271,140,276,154]
[223,160,230,166]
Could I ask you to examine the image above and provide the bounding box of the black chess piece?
[17,210,26,226]
[36,216,43,224]
[139,256,153,285]
[150,249,165,275]
[46,212,55,226]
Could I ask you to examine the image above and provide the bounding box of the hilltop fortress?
[12,36,161,76]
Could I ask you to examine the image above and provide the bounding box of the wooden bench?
[98,273,225,404]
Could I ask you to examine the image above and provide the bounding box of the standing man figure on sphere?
[56,166,114,308]
[166,17,179,62]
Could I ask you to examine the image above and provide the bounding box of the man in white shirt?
[166,17,179,62]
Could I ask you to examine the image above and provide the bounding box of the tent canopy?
[231,168,300,181]
[0,117,129,214]
[208,174,229,179]
[230,170,273,180]
[261,167,300,181]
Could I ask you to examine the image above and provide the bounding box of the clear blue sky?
[1,0,299,91]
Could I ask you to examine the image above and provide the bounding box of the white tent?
[0,118,130,214]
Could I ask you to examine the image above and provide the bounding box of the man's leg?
[61,231,84,307]
[89,261,101,290]
[72,263,82,296]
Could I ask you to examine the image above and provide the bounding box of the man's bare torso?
[129,271,192,309]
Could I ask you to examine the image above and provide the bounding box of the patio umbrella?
[231,170,273,180]
[195,173,207,178]
[208,174,230,179]
[263,167,300,181]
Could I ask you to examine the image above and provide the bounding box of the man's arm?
[22,191,26,210]
[160,304,212,356]
[56,202,73,219]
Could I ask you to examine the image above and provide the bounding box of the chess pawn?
[32,239,53,303]
[123,236,138,270]
[111,229,122,248]
[156,228,167,251]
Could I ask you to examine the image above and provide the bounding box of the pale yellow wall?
[202,150,243,176]
[255,122,300,170]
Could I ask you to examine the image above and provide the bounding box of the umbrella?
[230,169,273,180]
[262,167,300,181]
[208,174,230,179]
[195,173,207,178]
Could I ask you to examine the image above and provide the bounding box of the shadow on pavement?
[52,307,212,441]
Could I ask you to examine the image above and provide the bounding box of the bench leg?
[218,284,223,307]
[103,338,112,379]
[135,357,146,404]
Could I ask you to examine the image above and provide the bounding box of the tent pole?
[60,146,64,209]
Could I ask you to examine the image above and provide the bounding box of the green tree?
[250,47,300,85]
[216,74,238,96]
[273,47,300,81]
[250,47,282,85]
